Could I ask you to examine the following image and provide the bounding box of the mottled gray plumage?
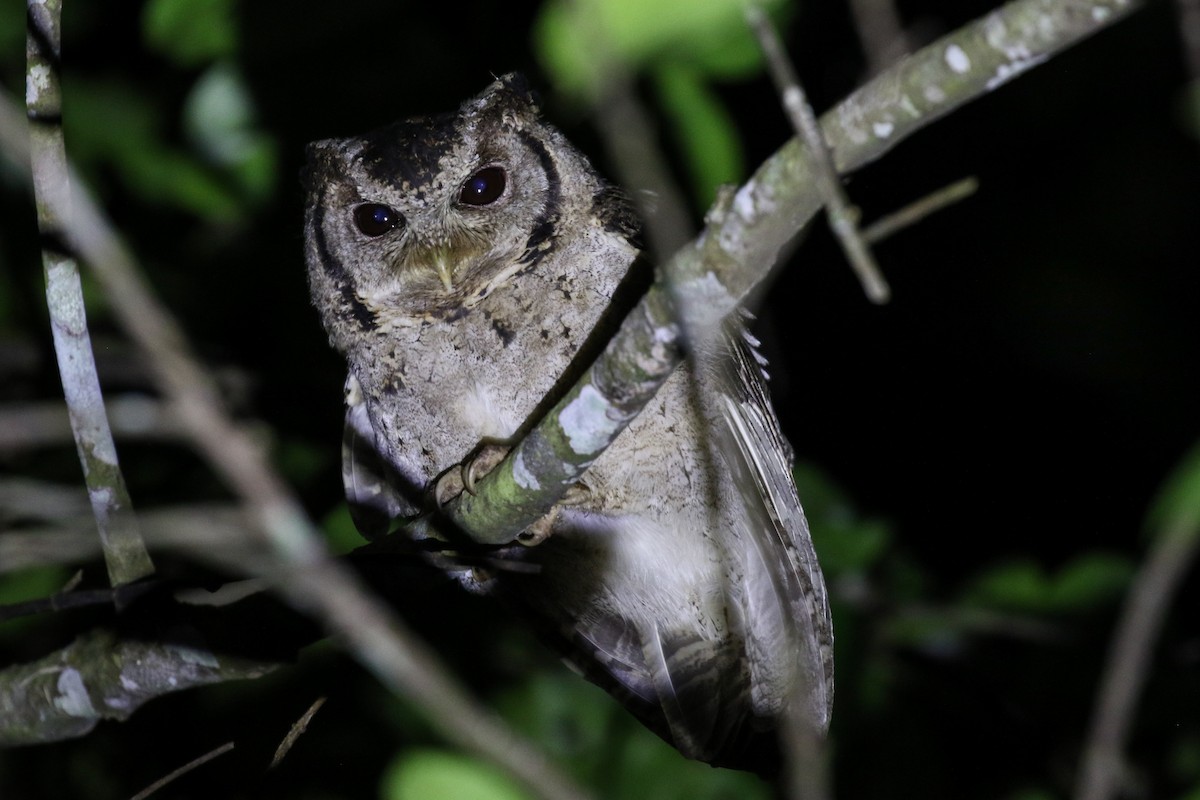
[303,74,832,772]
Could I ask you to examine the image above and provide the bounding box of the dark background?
[1,1,1198,798]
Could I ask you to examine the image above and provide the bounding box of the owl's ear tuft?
[469,73,541,125]
[497,72,540,109]
[300,139,340,194]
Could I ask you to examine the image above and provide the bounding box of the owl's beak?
[430,249,455,291]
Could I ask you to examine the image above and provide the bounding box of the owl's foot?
[433,448,591,547]
[515,481,591,546]
[516,512,555,546]
[432,444,510,507]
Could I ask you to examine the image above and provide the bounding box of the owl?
[303,74,832,773]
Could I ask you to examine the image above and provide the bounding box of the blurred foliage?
[142,0,238,66]
[381,749,532,800]
[533,0,788,207]
[1146,439,1200,539]
[1,0,1199,799]
[958,554,1133,614]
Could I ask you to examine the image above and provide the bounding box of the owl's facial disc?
[393,163,511,292]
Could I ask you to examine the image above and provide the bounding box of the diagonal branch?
[1073,449,1200,800]
[440,0,1145,546]
[26,0,154,588]
[746,3,891,304]
[0,82,593,800]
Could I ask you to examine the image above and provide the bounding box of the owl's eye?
[353,203,403,237]
[459,166,506,206]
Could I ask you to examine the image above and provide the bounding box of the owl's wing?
[342,373,418,539]
[628,322,834,768]
[526,569,760,770]
[507,321,832,774]
[711,320,834,731]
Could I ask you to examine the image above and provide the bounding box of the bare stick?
[129,741,236,800]
[847,0,911,75]
[0,397,187,452]
[861,176,980,243]
[1074,523,1200,800]
[1175,0,1200,78]
[592,75,695,261]
[270,698,327,769]
[746,4,892,304]
[25,0,154,588]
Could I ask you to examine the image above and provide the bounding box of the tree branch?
[0,627,276,747]
[746,3,891,304]
[26,0,154,588]
[438,0,1145,546]
[1074,447,1200,800]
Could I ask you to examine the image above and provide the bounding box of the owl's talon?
[433,469,465,507]
[431,444,511,506]
[463,444,510,496]
[561,481,591,507]
[517,511,556,547]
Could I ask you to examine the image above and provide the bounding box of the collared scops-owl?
[303,73,832,774]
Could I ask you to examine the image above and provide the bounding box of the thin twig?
[782,707,833,800]
[745,4,892,304]
[860,176,979,244]
[1175,0,1200,78]
[25,0,154,588]
[591,74,695,261]
[0,397,188,452]
[270,697,327,769]
[847,0,911,75]
[129,741,236,800]
[1074,525,1200,800]
[0,477,90,521]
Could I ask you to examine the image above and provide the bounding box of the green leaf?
[142,0,238,66]
[322,504,364,555]
[183,63,279,202]
[1048,553,1133,610]
[1144,439,1200,542]
[609,729,770,800]
[0,567,70,638]
[0,1,24,60]
[380,749,532,800]
[962,553,1131,614]
[654,65,744,209]
[793,461,891,575]
[532,0,786,98]
[63,78,243,219]
[1003,789,1057,800]
[493,670,614,766]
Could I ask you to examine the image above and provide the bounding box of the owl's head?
[303,73,594,350]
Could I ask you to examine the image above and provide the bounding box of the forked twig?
[861,177,979,243]
[745,4,892,304]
